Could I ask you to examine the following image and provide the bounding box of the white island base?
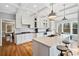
[33,36,62,56]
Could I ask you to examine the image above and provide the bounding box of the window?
[73,23,78,34]
[63,23,70,33]
[57,21,78,34]
[58,24,62,34]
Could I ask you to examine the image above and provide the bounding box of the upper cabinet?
[16,8,50,29]
[22,14,33,25]
[16,10,34,28]
[37,17,50,29]
[16,10,22,28]
[22,14,34,28]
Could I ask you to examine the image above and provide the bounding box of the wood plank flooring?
[0,38,32,56]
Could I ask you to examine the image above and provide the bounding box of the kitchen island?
[33,34,79,56]
[33,35,63,56]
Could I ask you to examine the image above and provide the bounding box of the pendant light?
[48,3,56,20]
[62,4,68,20]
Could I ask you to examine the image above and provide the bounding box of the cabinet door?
[32,40,39,56]
[16,35,22,44]
[33,40,49,56]
[22,15,30,24]
[38,43,49,56]
[23,34,32,42]
[16,13,22,28]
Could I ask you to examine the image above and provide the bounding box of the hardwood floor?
[0,38,32,56]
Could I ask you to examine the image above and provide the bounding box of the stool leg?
[60,51,64,56]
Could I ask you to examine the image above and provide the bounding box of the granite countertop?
[33,35,62,47]
[15,32,35,35]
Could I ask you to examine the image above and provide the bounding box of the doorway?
[2,20,15,46]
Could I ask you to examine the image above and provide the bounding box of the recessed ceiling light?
[5,5,9,7]
[33,5,37,8]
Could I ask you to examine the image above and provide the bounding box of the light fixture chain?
[64,4,66,17]
[52,3,53,10]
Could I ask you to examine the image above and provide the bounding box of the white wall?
[78,4,79,41]
[0,12,15,20]
[50,21,56,34]
[0,19,2,46]
[54,3,78,33]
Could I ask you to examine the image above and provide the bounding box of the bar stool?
[57,45,68,56]
[62,40,70,48]
[62,40,73,55]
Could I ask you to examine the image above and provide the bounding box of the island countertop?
[33,35,63,47]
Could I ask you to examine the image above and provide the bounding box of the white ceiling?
[0,3,20,14]
[0,3,78,19]
[0,3,50,15]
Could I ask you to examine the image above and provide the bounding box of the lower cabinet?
[16,34,33,45]
[33,40,49,56]
[16,34,22,44]
[32,40,39,56]
[33,40,60,56]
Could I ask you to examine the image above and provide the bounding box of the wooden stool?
[57,45,68,56]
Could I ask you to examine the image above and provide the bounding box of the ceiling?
[0,3,50,15]
[0,3,20,14]
[0,3,78,20]
[0,3,63,16]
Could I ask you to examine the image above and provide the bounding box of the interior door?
[0,19,2,46]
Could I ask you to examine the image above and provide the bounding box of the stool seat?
[57,45,68,51]
[62,40,70,44]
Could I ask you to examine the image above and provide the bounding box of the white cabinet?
[36,33,44,37]
[16,35,22,44]
[33,40,49,56]
[38,43,49,56]
[37,18,42,28]
[16,34,33,45]
[33,40,60,56]
[16,12,22,28]
[22,34,32,42]
[16,10,34,28]
[33,41,39,56]
[21,13,34,28]
[22,15,31,25]
[37,17,49,29]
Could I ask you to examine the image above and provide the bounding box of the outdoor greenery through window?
[73,23,78,34]
[63,23,70,33]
